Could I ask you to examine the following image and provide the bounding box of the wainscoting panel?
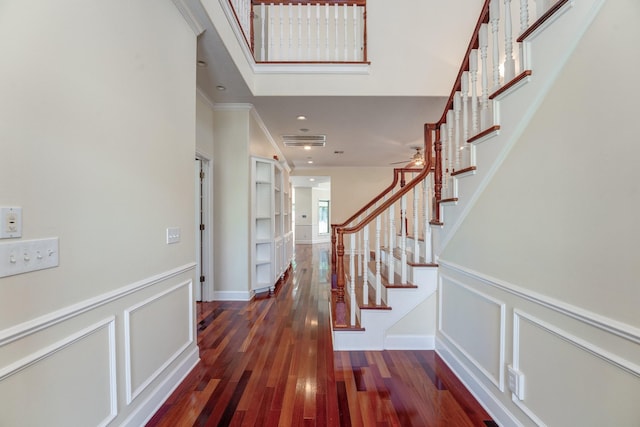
[512,310,640,427]
[439,274,506,391]
[0,318,117,427]
[124,280,194,404]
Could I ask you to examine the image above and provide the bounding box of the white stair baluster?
[363,224,369,307]
[316,4,320,60]
[490,0,501,92]
[503,0,516,81]
[387,198,395,285]
[306,5,311,60]
[461,72,470,167]
[325,5,330,60]
[334,4,339,61]
[470,50,479,136]
[297,5,302,60]
[288,4,293,60]
[375,215,382,305]
[440,122,448,195]
[520,0,529,34]
[278,5,284,60]
[400,195,408,285]
[446,110,454,196]
[454,93,461,172]
[413,185,419,262]
[260,4,266,61]
[479,23,490,129]
[269,4,275,61]
[357,216,363,277]
[350,233,356,326]
[353,5,358,60]
[343,4,348,61]
[423,176,433,263]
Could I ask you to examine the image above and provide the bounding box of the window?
[318,200,329,235]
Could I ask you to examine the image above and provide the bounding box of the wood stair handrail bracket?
[333,124,435,327]
[330,167,422,289]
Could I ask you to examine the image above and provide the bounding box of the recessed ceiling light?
[299,128,309,132]
[197,60,207,67]
[303,145,311,150]
[296,115,307,121]
[307,160,313,164]
[216,85,226,91]
[309,178,315,181]
[334,150,344,154]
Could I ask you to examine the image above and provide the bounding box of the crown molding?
[172,0,206,36]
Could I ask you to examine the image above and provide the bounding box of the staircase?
[331,0,604,351]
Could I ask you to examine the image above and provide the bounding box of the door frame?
[195,153,214,301]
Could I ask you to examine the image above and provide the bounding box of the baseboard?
[384,334,434,350]
[213,290,253,301]
[121,346,200,427]
[436,337,523,427]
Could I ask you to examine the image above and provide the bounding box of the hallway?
[146,244,494,426]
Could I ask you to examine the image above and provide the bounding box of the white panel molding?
[439,259,640,346]
[121,346,200,427]
[436,338,525,427]
[438,274,506,391]
[0,317,118,427]
[0,263,196,347]
[124,280,194,404]
[512,309,640,426]
[213,290,254,301]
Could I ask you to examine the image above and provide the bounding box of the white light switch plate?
[0,207,22,239]
[166,227,181,244]
[0,237,59,278]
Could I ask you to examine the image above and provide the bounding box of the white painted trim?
[438,274,506,391]
[0,263,196,347]
[213,290,254,301]
[123,280,194,404]
[436,337,525,427]
[121,346,200,427]
[517,0,575,42]
[252,63,370,75]
[249,107,290,171]
[0,317,118,426]
[171,0,205,35]
[384,334,434,350]
[438,260,640,346]
[195,154,214,302]
[196,87,216,111]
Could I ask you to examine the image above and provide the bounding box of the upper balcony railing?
[227,0,368,63]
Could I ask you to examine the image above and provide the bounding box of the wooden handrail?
[330,166,421,288]
[436,0,491,126]
[333,124,436,326]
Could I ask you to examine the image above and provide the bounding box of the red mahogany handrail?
[333,124,435,327]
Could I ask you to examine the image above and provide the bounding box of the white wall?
[292,167,394,225]
[212,106,251,300]
[0,1,199,425]
[437,1,640,425]
[294,187,313,244]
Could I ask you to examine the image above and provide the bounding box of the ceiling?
[185,0,480,169]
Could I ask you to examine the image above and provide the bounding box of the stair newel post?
[375,215,382,305]
[400,194,408,285]
[387,193,395,284]
[413,185,419,261]
[433,124,443,224]
[349,233,356,326]
[363,223,369,306]
[503,0,516,81]
[479,23,490,129]
[335,229,347,327]
[331,225,337,288]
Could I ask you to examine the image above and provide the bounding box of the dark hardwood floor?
[146,244,495,426]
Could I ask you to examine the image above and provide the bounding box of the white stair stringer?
[333,264,437,351]
[433,0,607,257]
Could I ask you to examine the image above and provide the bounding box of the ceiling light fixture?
[216,85,226,91]
[309,178,315,181]
[303,145,311,150]
[307,160,313,164]
[197,60,208,67]
[296,115,307,120]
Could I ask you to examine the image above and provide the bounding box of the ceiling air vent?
[282,135,326,147]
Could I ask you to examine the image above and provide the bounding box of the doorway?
[195,155,213,301]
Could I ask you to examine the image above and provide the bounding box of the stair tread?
[390,248,438,267]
